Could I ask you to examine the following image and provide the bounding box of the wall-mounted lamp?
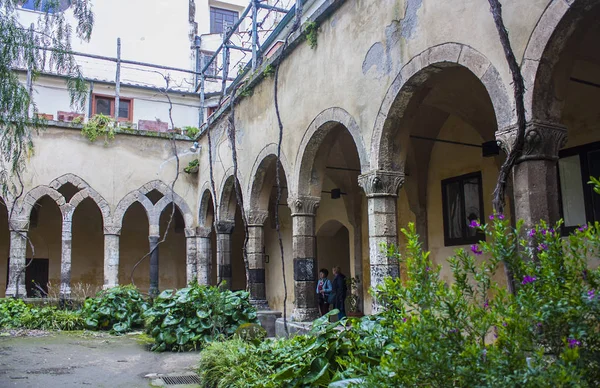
[190,141,200,153]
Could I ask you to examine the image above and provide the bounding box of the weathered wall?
[0,202,9,297]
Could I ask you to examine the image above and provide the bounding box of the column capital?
[496,120,567,162]
[287,195,320,217]
[358,170,405,197]
[184,228,196,238]
[246,209,269,226]
[196,226,212,238]
[8,219,29,232]
[215,220,235,234]
[104,225,121,235]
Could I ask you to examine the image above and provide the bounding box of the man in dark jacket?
[331,266,347,320]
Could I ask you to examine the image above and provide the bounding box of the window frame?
[91,94,133,122]
[200,50,217,77]
[557,141,600,234]
[441,171,485,247]
[209,6,240,34]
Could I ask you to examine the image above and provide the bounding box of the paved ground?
[0,330,200,388]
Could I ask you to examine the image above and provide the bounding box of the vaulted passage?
[71,198,104,294]
[159,204,187,290]
[119,202,150,292]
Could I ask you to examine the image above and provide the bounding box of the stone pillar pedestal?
[496,120,567,231]
[5,221,28,298]
[288,196,320,322]
[358,170,405,313]
[148,233,160,297]
[216,220,235,289]
[247,210,269,310]
[60,210,74,299]
[196,226,212,285]
[103,226,120,290]
[185,228,198,285]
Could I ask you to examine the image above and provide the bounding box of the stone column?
[60,205,74,299]
[247,210,269,310]
[5,220,28,298]
[148,224,160,297]
[103,225,120,290]
[216,220,235,289]
[196,226,212,285]
[288,195,320,322]
[185,228,198,285]
[358,170,404,312]
[496,121,567,231]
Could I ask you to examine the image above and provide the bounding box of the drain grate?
[160,374,201,385]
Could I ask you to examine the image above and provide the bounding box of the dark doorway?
[26,258,49,297]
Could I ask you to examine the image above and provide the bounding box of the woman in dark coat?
[331,266,347,320]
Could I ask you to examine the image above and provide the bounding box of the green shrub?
[0,298,29,328]
[197,338,265,388]
[235,323,266,343]
[81,285,148,334]
[21,306,84,331]
[143,284,257,351]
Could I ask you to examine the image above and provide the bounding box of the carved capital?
[196,226,212,238]
[246,209,269,226]
[103,225,122,235]
[215,220,235,234]
[9,219,29,232]
[358,170,405,197]
[184,228,196,238]
[287,196,320,217]
[496,120,567,162]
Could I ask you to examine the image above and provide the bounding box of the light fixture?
[190,141,200,153]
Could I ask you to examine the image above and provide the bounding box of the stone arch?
[198,186,215,229]
[113,190,155,231]
[49,173,90,192]
[20,185,66,221]
[370,43,514,170]
[68,187,111,227]
[247,144,291,211]
[218,173,242,221]
[153,194,194,229]
[522,0,600,122]
[294,107,368,196]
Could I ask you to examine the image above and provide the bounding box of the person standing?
[332,266,347,320]
[316,268,332,316]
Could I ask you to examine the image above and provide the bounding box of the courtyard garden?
[1,217,599,387]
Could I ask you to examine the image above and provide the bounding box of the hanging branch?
[272,6,304,335]
[130,73,181,291]
[487,0,527,215]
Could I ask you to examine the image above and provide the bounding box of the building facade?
[2,0,599,321]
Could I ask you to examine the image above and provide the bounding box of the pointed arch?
[20,185,66,221]
[113,190,154,230]
[247,144,291,211]
[218,173,241,221]
[198,186,216,229]
[68,187,111,227]
[49,173,90,192]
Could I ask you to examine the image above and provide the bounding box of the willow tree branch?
[487,0,527,216]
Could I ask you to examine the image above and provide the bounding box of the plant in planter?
[81,113,115,144]
[345,276,362,317]
[184,126,199,138]
[184,158,199,174]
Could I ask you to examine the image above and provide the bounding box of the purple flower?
[588,289,596,301]
[578,225,588,232]
[489,214,495,220]
[471,244,483,255]
[528,229,536,238]
[568,338,581,349]
[537,243,548,252]
[502,322,507,327]
[483,299,489,309]
[426,266,432,272]
[521,275,537,285]
[541,229,547,236]
[498,214,505,220]
[469,220,480,228]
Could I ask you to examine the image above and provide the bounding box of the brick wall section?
[138,120,169,132]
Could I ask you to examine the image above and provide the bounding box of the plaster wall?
[426,115,507,287]
[20,126,197,217]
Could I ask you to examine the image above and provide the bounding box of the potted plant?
[345,276,363,317]
[184,159,199,174]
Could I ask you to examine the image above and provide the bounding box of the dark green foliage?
[81,113,115,143]
[235,322,266,343]
[184,126,199,138]
[0,298,29,328]
[0,298,84,331]
[80,285,149,334]
[198,218,600,387]
[143,284,258,352]
[304,22,318,49]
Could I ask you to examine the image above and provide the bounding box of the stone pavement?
[0,331,200,388]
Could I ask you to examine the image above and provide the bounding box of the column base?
[250,299,270,310]
[5,285,27,298]
[102,283,118,290]
[292,307,320,322]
